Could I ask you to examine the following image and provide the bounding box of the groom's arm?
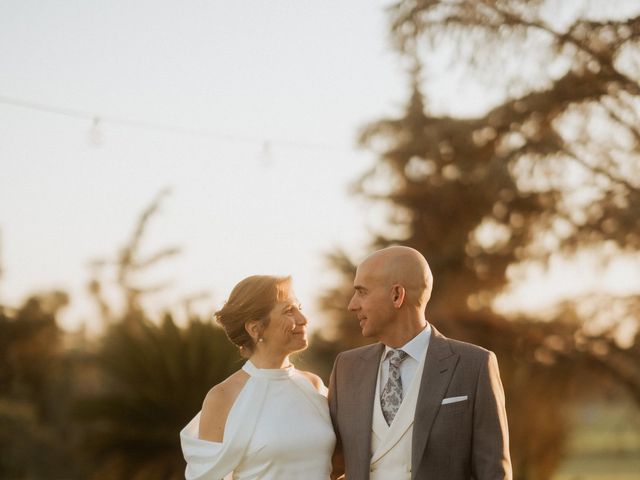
[471,351,512,480]
[328,354,346,480]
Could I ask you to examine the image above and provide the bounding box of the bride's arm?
[199,370,249,442]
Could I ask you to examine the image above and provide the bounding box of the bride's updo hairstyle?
[214,275,292,357]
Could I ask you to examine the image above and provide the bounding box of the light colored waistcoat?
[369,351,427,480]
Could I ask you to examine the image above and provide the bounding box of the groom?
[328,246,512,479]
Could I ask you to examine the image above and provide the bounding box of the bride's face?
[262,289,308,354]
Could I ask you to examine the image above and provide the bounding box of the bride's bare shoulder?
[199,369,250,442]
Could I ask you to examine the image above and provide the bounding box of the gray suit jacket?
[328,326,512,480]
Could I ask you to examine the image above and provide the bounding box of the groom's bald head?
[360,246,433,309]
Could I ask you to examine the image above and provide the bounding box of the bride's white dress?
[180,361,336,480]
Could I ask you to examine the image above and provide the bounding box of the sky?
[0,0,410,333]
[1,0,639,339]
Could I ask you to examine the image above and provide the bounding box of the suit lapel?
[411,327,459,478]
[349,343,384,473]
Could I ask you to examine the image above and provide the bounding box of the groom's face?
[348,259,395,339]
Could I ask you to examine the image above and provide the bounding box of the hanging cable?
[0,94,352,152]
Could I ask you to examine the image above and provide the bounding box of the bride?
[180,275,336,479]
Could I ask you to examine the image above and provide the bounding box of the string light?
[0,94,352,153]
[88,116,103,147]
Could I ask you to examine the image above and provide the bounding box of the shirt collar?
[383,322,432,362]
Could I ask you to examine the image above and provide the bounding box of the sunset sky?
[0,0,408,333]
[2,0,638,337]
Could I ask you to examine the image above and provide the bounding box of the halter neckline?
[242,360,295,379]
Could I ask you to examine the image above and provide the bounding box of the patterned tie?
[380,349,409,425]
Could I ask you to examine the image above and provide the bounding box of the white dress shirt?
[378,323,432,399]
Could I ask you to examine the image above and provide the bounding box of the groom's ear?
[391,284,405,308]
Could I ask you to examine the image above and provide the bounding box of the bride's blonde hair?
[214,275,291,357]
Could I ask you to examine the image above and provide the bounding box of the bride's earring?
[246,320,264,346]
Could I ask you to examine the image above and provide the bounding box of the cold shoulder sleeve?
[180,377,268,480]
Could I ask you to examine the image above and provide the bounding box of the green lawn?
[552,398,640,480]
[554,453,640,480]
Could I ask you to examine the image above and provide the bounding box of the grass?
[552,397,640,480]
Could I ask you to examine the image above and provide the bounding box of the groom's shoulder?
[336,342,381,362]
[433,327,490,357]
[441,334,492,361]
